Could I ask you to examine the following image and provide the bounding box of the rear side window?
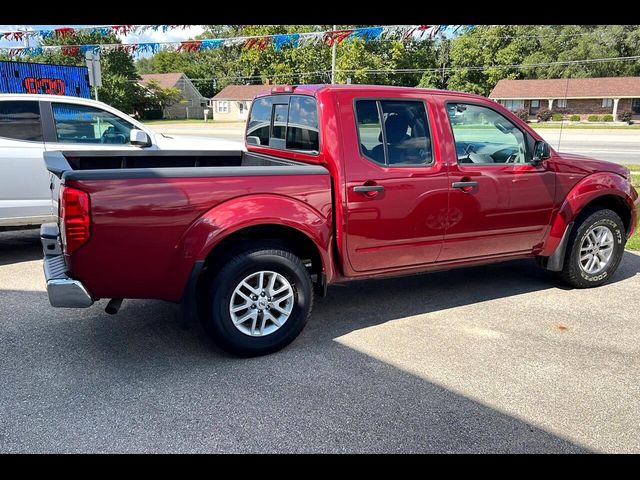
[0,101,43,142]
[355,99,432,166]
[246,95,319,154]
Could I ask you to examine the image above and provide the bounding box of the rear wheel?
[201,246,313,357]
[557,208,626,288]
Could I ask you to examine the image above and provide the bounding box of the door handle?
[354,185,385,194]
[452,181,478,190]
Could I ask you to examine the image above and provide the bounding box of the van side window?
[0,101,43,142]
[52,103,134,145]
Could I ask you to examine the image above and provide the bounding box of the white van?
[0,94,241,228]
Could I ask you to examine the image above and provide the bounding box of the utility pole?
[331,25,337,84]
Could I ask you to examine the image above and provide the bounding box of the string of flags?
[0,25,473,58]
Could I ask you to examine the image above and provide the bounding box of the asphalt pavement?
[1,228,639,453]
[149,123,640,165]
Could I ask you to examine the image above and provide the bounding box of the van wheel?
[556,208,626,288]
[202,246,313,357]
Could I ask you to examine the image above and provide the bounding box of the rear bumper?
[41,223,94,308]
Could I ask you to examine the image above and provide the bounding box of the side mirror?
[532,141,551,165]
[130,129,151,147]
[246,136,261,146]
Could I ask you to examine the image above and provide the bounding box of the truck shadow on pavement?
[10,255,640,452]
[2,229,638,452]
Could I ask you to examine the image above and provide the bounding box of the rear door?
[338,92,449,272]
[0,100,51,224]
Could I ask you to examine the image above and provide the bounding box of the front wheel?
[201,246,313,357]
[557,208,626,288]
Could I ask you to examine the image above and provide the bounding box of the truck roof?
[257,84,487,101]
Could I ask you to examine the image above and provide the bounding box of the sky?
[0,25,205,54]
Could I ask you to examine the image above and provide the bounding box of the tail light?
[60,186,90,254]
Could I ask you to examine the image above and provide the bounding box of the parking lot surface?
[1,229,639,453]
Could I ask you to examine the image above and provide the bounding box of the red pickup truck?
[42,84,639,356]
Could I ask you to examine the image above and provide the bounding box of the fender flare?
[172,193,335,283]
[540,172,637,268]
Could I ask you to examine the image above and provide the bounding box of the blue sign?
[0,60,91,98]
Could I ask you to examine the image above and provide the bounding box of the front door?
[439,100,556,261]
[339,93,449,273]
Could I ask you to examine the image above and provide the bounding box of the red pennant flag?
[112,25,136,36]
[177,40,202,53]
[323,29,353,46]
[61,45,80,56]
[55,27,75,38]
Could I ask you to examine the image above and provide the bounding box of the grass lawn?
[531,123,640,130]
[626,166,640,251]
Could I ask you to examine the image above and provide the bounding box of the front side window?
[556,99,568,108]
[52,103,134,144]
[0,101,43,142]
[355,99,432,166]
[447,103,529,165]
[246,95,319,153]
[602,98,613,108]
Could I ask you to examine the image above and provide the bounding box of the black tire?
[556,207,626,288]
[201,246,313,357]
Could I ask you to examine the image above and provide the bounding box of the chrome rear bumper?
[41,223,93,308]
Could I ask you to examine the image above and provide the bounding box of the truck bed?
[45,149,332,303]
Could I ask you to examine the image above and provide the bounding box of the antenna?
[557,76,570,151]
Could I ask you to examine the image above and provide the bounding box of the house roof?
[489,77,640,99]
[140,73,185,89]
[213,84,284,101]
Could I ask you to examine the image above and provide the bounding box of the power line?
[150,55,640,84]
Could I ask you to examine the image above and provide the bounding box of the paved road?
[534,129,640,165]
[149,123,640,165]
[1,229,639,453]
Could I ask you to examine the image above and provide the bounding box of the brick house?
[489,77,640,120]
[210,84,283,121]
[139,73,209,119]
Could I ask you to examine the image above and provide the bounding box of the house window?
[556,99,567,108]
[602,98,613,108]
[502,99,524,112]
[216,101,229,113]
[531,100,540,108]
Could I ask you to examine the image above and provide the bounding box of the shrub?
[141,109,163,120]
[552,113,564,121]
[515,108,530,122]
[619,110,633,124]
[536,108,553,122]
[587,115,600,122]
[570,114,580,122]
[603,114,614,122]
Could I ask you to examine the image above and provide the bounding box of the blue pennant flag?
[200,39,224,50]
[39,30,55,40]
[138,42,160,54]
[273,34,300,51]
[348,27,384,43]
[21,46,43,56]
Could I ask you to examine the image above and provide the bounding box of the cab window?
[446,103,529,164]
[355,99,433,166]
[246,95,319,154]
